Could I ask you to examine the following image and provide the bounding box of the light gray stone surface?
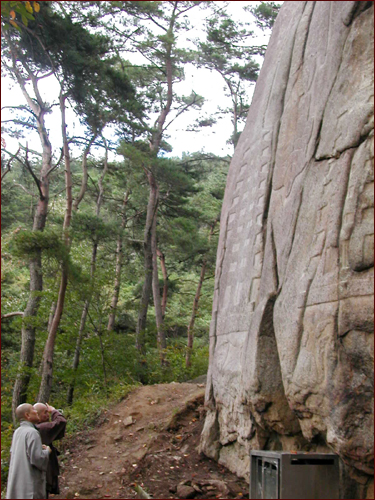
[200,2,374,498]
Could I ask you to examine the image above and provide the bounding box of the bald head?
[33,403,49,423]
[34,403,47,412]
[15,403,39,424]
[15,403,33,421]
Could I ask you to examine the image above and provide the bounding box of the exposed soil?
[53,383,249,500]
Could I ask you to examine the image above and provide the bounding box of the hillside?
[53,383,248,499]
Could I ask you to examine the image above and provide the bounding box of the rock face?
[200,2,374,498]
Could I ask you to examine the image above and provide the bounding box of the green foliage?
[247,2,281,31]
[9,228,85,284]
[1,166,37,231]
[11,228,68,259]
[196,4,274,147]
[141,340,209,385]
[63,382,138,435]
[1,345,19,490]
[70,212,119,243]
[5,1,142,133]
[1,423,13,492]
[98,0,207,149]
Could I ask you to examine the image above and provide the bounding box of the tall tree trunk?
[186,217,219,368]
[107,191,130,331]
[38,302,57,377]
[151,209,166,362]
[13,172,50,416]
[136,171,158,355]
[12,253,45,420]
[66,244,97,405]
[135,10,176,355]
[185,260,207,368]
[47,302,57,333]
[65,135,96,405]
[157,249,168,318]
[98,329,108,398]
[66,298,90,405]
[73,134,97,211]
[38,93,72,403]
[66,136,108,404]
[61,132,96,386]
[8,31,53,421]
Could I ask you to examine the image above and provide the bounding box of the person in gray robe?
[6,403,51,499]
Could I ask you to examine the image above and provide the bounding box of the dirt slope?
[53,383,248,499]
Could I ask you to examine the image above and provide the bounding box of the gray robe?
[6,421,50,499]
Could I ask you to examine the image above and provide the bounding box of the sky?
[1,1,276,162]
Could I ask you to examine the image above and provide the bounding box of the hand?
[45,403,55,412]
[42,445,52,454]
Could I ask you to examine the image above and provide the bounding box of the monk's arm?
[26,432,49,471]
[38,410,67,444]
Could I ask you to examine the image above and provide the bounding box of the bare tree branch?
[163,94,204,132]
[1,147,21,182]
[1,312,24,319]
[46,147,64,176]
[176,2,206,17]
[146,14,168,32]
[9,19,60,85]
[1,119,38,130]
[24,145,45,200]
[1,105,39,120]
[13,182,34,196]
[18,143,42,157]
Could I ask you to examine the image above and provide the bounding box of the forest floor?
[53,382,249,500]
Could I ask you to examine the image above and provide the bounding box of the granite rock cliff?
[200,2,374,498]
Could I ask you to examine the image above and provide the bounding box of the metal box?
[249,451,340,499]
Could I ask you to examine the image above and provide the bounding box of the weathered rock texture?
[200,2,374,498]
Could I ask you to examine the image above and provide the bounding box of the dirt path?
[52,383,248,499]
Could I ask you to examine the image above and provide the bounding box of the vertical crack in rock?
[261,3,309,269]
[293,273,315,375]
[315,3,373,160]
[293,1,316,76]
[211,211,231,347]
[337,149,356,253]
[300,1,315,64]
[216,214,230,291]
[251,296,302,436]
[270,224,279,292]
[284,185,304,267]
[342,0,373,27]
